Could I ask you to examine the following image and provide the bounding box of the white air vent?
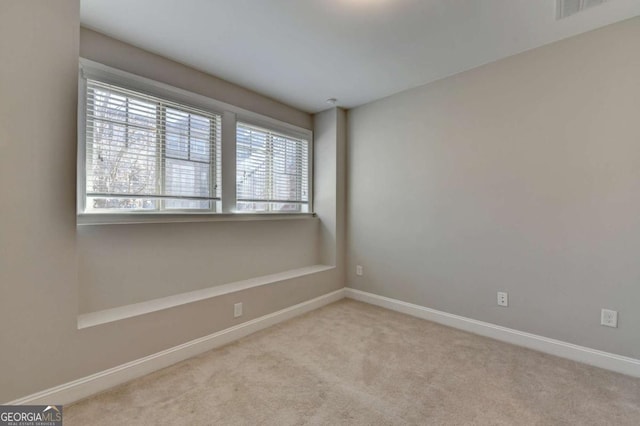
[557,0,610,19]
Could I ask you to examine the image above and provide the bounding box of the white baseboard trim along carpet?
[7,289,346,405]
[345,288,640,378]
[9,286,639,405]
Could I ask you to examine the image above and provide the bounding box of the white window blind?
[236,122,309,213]
[84,80,221,212]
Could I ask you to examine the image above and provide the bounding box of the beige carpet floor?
[65,299,640,425]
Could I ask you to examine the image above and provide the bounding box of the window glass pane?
[87,93,159,205]
[236,201,269,212]
[87,197,159,211]
[83,79,219,214]
[165,108,189,159]
[190,114,211,162]
[92,89,127,123]
[236,122,308,213]
[236,202,308,213]
[163,199,212,210]
[165,158,210,198]
[128,98,157,128]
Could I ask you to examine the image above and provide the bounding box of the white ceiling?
[81,0,640,113]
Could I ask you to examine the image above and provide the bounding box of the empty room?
[2,0,640,424]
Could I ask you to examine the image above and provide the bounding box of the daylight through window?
[84,80,221,213]
[236,122,310,213]
[79,62,313,221]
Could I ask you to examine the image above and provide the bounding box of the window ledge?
[77,264,335,329]
[77,212,316,226]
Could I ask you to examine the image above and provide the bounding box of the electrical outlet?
[234,302,243,318]
[356,265,364,276]
[601,309,618,328]
[497,291,508,307]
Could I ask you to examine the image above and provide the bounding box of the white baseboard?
[10,286,638,406]
[345,288,640,378]
[8,289,346,406]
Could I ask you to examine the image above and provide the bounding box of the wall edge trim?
[346,288,640,378]
[7,288,346,405]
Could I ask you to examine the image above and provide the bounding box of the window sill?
[77,212,316,226]
[77,264,335,329]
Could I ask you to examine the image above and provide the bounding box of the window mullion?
[267,133,274,212]
[221,111,237,213]
[296,142,302,212]
[187,113,192,161]
[209,116,216,211]
[79,78,89,214]
[157,103,166,212]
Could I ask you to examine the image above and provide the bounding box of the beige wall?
[0,0,80,402]
[314,108,347,270]
[347,17,640,359]
[313,107,348,301]
[0,1,342,403]
[78,220,321,312]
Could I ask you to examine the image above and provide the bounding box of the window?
[236,123,309,213]
[78,60,312,222]
[83,80,221,213]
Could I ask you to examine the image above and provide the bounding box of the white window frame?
[77,59,313,225]
[235,119,311,214]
